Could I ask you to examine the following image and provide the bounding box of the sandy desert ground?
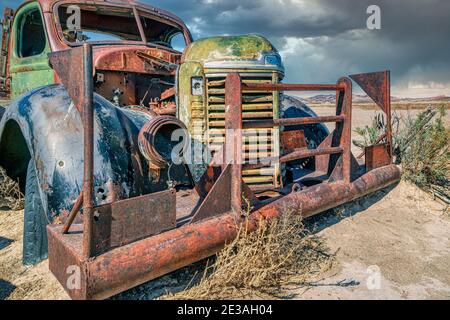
[1,180,448,300]
[0,105,449,300]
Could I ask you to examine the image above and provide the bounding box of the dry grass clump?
[394,107,449,204]
[163,211,333,300]
[0,167,24,210]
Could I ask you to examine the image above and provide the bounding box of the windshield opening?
[139,12,187,50]
[57,4,187,50]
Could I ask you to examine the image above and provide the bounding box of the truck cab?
[1,0,192,102]
[0,0,328,266]
[1,1,317,188]
[6,2,53,98]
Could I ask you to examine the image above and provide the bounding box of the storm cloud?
[151,0,450,97]
[2,0,449,97]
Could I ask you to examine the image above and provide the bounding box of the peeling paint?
[0,85,190,219]
[183,35,275,63]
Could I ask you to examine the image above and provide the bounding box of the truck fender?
[0,85,157,222]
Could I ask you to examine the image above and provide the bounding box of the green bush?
[395,107,449,189]
[353,107,449,202]
[352,113,388,149]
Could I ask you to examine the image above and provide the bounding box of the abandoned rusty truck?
[0,0,400,300]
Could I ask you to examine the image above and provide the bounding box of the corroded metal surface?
[280,147,343,164]
[350,71,390,113]
[49,46,88,114]
[92,189,177,256]
[254,164,401,219]
[94,47,181,75]
[336,77,353,183]
[47,164,401,300]
[62,193,83,234]
[40,39,400,300]
[350,71,393,160]
[0,8,13,96]
[190,164,233,224]
[225,73,243,213]
[50,44,95,258]
[182,35,278,66]
[243,115,345,129]
[365,143,392,172]
[281,130,307,154]
[138,115,189,169]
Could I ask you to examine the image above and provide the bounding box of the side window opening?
[17,9,46,58]
[170,32,187,52]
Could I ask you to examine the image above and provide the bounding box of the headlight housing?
[191,77,204,96]
[264,54,282,67]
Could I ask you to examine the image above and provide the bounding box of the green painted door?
[9,2,54,99]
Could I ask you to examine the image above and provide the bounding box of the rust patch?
[365,143,391,172]
[281,130,307,154]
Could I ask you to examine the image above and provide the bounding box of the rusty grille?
[206,74,280,189]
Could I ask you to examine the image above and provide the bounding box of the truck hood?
[183,35,275,62]
[182,35,284,72]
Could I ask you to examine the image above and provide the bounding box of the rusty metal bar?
[57,164,400,300]
[225,74,243,213]
[385,71,393,159]
[132,5,147,45]
[242,146,343,171]
[337,77,353,183]
[242,115,345,129]
[357,132,388,159]
[349,70,393,163]
[280,146,343,164]
[254,164,401,219]
[329,77,353,183]
[81,43,95,259]
[1,8,13,89]
[62,193,84,234]
[242,83,346,92]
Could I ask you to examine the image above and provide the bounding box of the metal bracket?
[48,46,92,114]
[350,70,393,161]
[190,164,258,224]
[49,44,95,258]
[349,71,390,114]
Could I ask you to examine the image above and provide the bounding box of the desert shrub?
[352,107,449,202]
[353,112,401,150]
[352,113,389,149]
[394,107,449,201]
[0,167,24,210]
[163,211,332,300]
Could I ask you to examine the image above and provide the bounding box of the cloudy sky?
[2,0,449,97]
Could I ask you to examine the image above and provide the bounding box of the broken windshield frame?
[54,2,192,51]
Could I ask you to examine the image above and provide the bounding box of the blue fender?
[0,85,189,221]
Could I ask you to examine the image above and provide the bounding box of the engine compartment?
[93,47,181,114]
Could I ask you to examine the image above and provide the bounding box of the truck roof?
[15,0,189,32]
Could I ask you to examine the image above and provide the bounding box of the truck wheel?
[23,160,48,265]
